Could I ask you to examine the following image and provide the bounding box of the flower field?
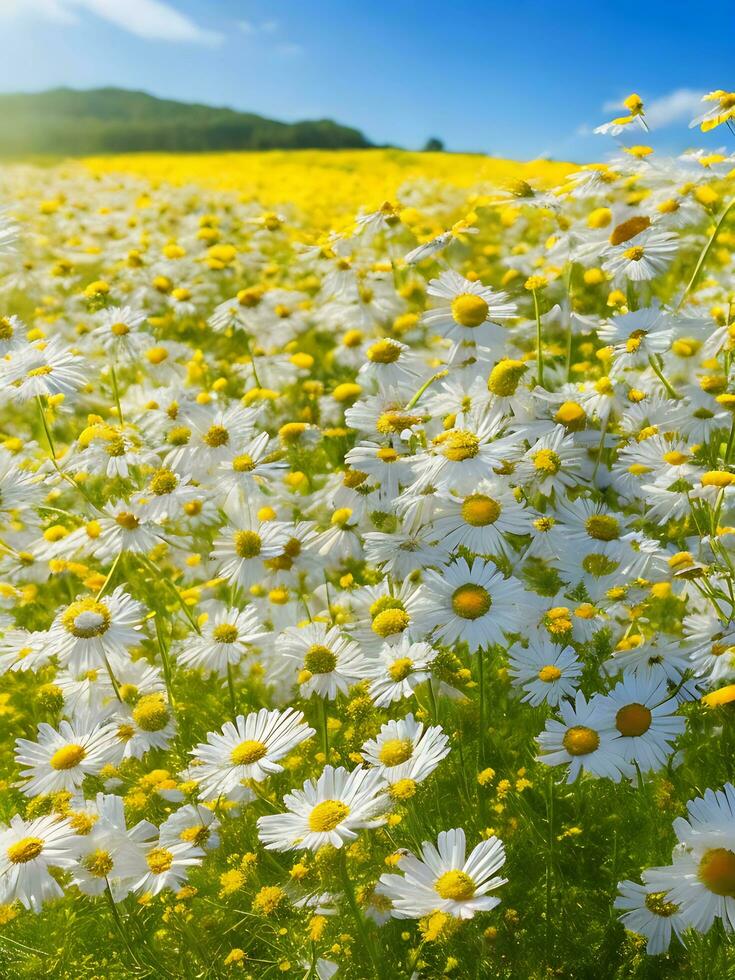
[0,92,735,978]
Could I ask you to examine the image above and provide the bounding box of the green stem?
[338,849,383,980]
[95,551,122,601]
[102,653,123,702]
[405,369,447,410]
[320,697,329,759]
[140,555,201,634]
[648,355,680,399]
[111,364,124,424]
[227,662,237,717]
[678,198,735,310]
[478,647,486,765]
[154,613,176,710]
[533,289,544,387]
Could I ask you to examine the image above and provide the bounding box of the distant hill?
[0,87,373,156]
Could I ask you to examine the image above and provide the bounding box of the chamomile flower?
[257,765,388,851]
[614,878,687,954]
[361,714,449,788]
[414,559,526,652]
[423,270,516,346]
[365,637,438,707]
[0,814,81,911]
[602,676,685,772]
[15,718,122,796]
[377,827,507,919]
[190,708,315,801]
[507,638,582,706]
[536,691,631,783]
[47,586,145,673]
[177,603,267,676]
[279,622,367,699]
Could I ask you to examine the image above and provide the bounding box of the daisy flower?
[602,675,685,772]
[279,622,368,699]
[15,718,122,797]
[212,518,289,589]
[0,814,81,911]
[644,783,735,933]
[603,229,679,283]
[507,638,582,707]
[47,586,145,673]
[0,338,86,402]
[257,765,388,852]
[365,638,438,707]
[190,707,315,801]
[614,878,687,955]
[377,827,507,920]
[361,714,450,788]
[134,837,204,897]
[176,603,267,677]
[423,270,517,346]
[413,558,526,652]
[429,480,529,556]
[536,691,632,783]
[159,804,221,852]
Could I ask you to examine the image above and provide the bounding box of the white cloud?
[237,19,254,34]
[603,88,704,129]
[0,0,222,45]
[276,42,303,57]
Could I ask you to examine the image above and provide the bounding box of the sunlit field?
[1,91,735,979]
[83,148,574,230]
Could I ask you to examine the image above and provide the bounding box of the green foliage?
[0,88,373,156]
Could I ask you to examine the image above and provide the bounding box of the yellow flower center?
[7,837,44,864]
[623,246,645,262]
[698,848,735,897]
[115,511,140,530]
[50,743,86,770]
[213,623,239,644]
[82,849,114,877]
[372,608,410,638]
[388,657,414,682]
[663,450,689,466]
[439,430,480,461]
[167,425,191,446]
[308,800,349,832]
[562,725,600,756]
[451,293,489,328]
[110,322,129,336]
[367,340,401,364]
[451,584,492,620]
[378,738,413,767]
[234,530,262,559]
[62,599,111,638]
[376,412,421,434]
[132,695,170,732]
[532,449,561,474]
[304,644,338,674]
[434,870,476,901]
[232,454,255,472]
[585,515,620,541]
[609,215,650,246]
[146,848,174,874]
[644,891,678,917]
[149,469,178,495]
[230,739,268,766]
[180,825,209,846]
[487,359,526,396]
[538,665,562,683]
[461,494,501,527]
[615,703,652,737]
[204,424,229,448]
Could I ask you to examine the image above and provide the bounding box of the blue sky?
[0,0,733,160]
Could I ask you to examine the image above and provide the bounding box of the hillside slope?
[0,87,373,155]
